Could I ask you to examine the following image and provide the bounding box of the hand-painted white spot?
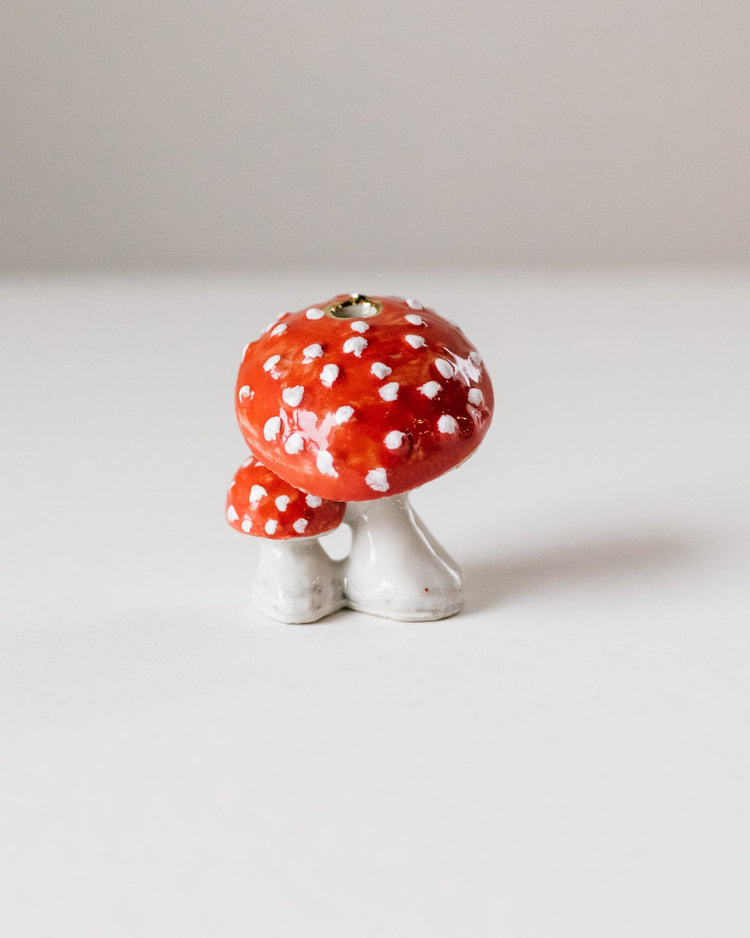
[438,414,458,434]
[263,354,281,372]
[284,432,304,455]
[275,495,290,512]
[469,351,483,367]
[435,358,454,379]
[316,450,338,477]
[227,505,239,522]
[366,468,389,492]
[406,298,423,310]
[306,494,322,508]
[282,385,304,407]
[229,480,236,488]
[241,517,252,533]
[384,430,404,449]
[270,323,287,337]
[303,343,324,362]
[241,342,251,360]
[418,381,442,399]
[249,484,267,506]
[371,362,392,379]
[350,320,370,333]
[293,518,308,534]
[306,307,324,320]
[343,336,368,357]
[334,405,354,425]
[320,363,339,387]
[379,382,399,401]
[467,388,484,406]
[405,313,424,326]
[263,416,282,441]
[241,456,254,468]
[265,519,278,535]
[405,334,426,349]
[238,385,252,401]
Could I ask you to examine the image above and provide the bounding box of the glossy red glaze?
[226,456,345,539]
[235,294,494,502]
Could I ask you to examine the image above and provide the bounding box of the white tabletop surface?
[2,269,749,936]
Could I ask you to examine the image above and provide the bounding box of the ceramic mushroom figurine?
[226,456,346,622]
[228,293,493,622]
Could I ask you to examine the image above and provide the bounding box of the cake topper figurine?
[226,294,493,623]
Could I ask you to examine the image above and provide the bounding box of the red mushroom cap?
[235,294,493,501]
[226,456,345,539]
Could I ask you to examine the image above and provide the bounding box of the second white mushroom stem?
[341,494,465,621]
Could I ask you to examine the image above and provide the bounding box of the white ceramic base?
[342,494,465,621]
[253,538,345,624]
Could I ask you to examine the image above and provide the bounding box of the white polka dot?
[405,334,427,349]
[229,480,236,488]
[334,405,354,425]
[316,450,338,477]
[418,381,442,399]
[405,313,424,326]
[275,495,290,512]
[303,343,324,361]
[249,485,267,506]
[241,518,252,533]
[365,468,389,492]
[384,430,404,449]
[371,362,392,379]
[282,385,304,407]
[379,382,399,401]
[406,298,423,310]
[265,519,278,535]
[306,494,322,508]
[467,388,484,406]
[227,504,239,522]
[438,414,458,434]
[435,358,454,379]
[293,518,308,534]
[320,363,339,387]
[238,385,252,401]
[469,351,483,367]
[263,354,281,372]
[241,456,254,467]
[241,342,251,360]
[350,320,370,333]
[270,323,287,337]
[263,416,281,441]
[284,432,304,455]
[343,336,368,357]
[306,307,324,320]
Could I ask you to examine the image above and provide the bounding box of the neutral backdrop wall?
[2,0,749,271]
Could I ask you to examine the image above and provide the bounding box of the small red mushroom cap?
[226,456,345,539]
[235,294,494,501]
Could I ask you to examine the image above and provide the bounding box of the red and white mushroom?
[233,294,494,621]
[226,456,346,623]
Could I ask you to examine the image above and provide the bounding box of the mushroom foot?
[342,495,464,621]
[253,539,345,624]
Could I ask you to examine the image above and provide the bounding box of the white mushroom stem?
[342,494,464,621]
[253,537,345,624]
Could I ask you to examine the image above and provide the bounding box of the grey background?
[3,0,750,271]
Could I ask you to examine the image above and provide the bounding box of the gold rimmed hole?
[324,294,382,319]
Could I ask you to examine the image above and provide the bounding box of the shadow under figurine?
[225,293,494,623]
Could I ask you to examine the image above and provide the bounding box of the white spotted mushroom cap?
[235,294,494,501]
[226,456,345,539]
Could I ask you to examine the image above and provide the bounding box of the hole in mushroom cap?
[324,294,382,320]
